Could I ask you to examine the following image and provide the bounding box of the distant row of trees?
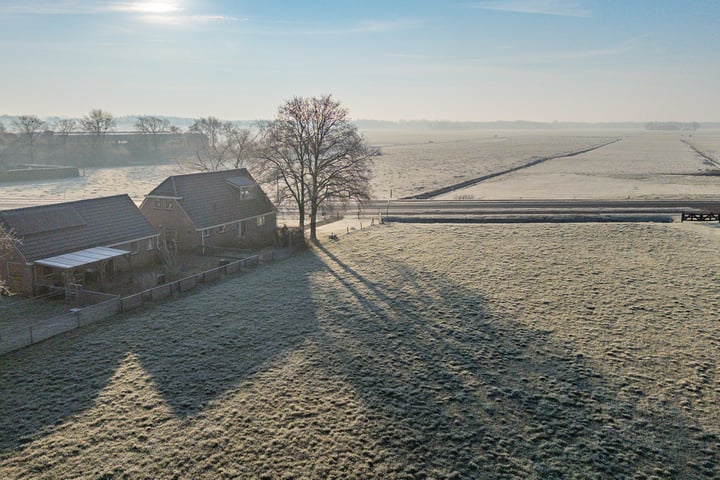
[0,109,196,168]
[646,122,700,131]
[1,95,377,241]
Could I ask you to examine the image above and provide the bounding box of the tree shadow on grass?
[0,253,321,453]
[130,254,320,417]
[312,242,719,479]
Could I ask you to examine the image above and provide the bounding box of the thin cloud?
[0,1,235,24]
[466,0,592,18]
[381,35,645,76]
[139,14,241,26]
[0,1,101,15]
[107,2,184,14]
[264,18,423,35]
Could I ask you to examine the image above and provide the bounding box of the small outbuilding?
[140,168,277,253]
[0,194,160,296]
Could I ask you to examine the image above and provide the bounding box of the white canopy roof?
[34,246,130,270]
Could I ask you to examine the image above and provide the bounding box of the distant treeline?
[1,111,716,170]
[645,122,700,131]
[354,119,716,131]
[0,131,200,169]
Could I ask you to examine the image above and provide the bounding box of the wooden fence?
[0,254,268,356]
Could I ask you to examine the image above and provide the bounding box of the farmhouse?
[0,194,159,296]
[140,169,276,253]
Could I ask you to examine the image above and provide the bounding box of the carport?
[34,246,131,291]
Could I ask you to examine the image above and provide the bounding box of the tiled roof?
[146,169,276,229]
[0,194,159,262]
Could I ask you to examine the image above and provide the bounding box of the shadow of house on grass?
[0,253,320,453]
[311,242,718,479]
[129,254,319,417]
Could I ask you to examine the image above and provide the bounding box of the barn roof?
[0,194,158,263]
[145,169,276,229]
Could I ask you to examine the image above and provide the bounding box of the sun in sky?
[109,1,183,14]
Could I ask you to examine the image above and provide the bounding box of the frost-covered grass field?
[440,130,720,200]
[2,223,719,479]
[363,130,618,199]
[0,164,187,210]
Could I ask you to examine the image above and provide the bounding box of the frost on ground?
[1,223,719,479]
[365,130,616,199]
[443,131,720,200]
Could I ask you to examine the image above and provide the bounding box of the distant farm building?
[140,169,277,253]
[0,195,159,296]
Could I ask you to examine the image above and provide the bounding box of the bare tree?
[80,109,115,164]
[12,115,48,162]
[0,124,15,169]
[80,108,115,136]
[134,115,171,150]
[54,118,77,160]
[258,95,377,240]
[55,118,77,136]
[188,117,256,171]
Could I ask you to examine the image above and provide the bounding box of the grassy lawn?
[1,223,718,479]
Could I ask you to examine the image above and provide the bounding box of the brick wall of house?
[201,213,277,250]
[140,198,198,253]
[110,237,160,269]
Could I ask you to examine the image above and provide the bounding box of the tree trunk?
[309,201,318,240]
[298,203,305,233]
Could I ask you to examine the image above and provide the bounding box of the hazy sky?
[1,0,718,122]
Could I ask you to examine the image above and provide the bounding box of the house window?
[130,241,139,254]
[203,228,212,237]
[218,225,226,234]
[154,199,162,209]
[165,200,173,209]
[146,238,155,251]
[257,215,266,227]
[240,186,256,200]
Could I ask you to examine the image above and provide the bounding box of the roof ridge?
[0,194,132,214]
[168,168,249,180]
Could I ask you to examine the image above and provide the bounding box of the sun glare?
[111,1,183,14]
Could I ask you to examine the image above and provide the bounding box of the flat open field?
[0,164,186,210]
[2,129,719,209]
[690,131,720,156]
[364,130,618,199]
[440,131,720,200]
[2,223,719,479]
